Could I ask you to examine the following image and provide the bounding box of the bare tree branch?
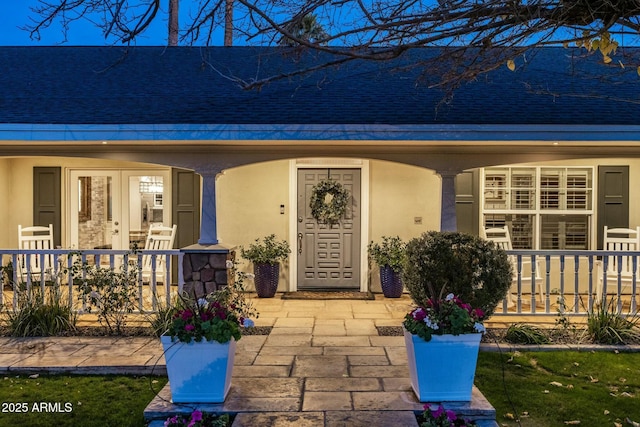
[24,0,640,90]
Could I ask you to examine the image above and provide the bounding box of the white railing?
[498,250,640,316]
[0,248,183,314]
[3,248,638,317]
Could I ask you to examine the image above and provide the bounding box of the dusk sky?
[1,2,170,46]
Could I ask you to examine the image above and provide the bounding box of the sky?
[1,2,169,46]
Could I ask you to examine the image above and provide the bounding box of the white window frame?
[480,166,595,249]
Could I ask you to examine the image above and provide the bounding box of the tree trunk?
[224,0,234,46]
[168,0,179,46]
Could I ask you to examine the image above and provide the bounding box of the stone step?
[144,385,498,426]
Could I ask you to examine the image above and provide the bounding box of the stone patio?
[0,294,499,426]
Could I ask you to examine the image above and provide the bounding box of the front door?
[69,169,171,250]
[297,168,361,290]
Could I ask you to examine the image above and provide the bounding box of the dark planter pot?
[254,263,280,298]
[379,265,403,298]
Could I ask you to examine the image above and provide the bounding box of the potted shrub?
[241,234,290,298]
[368,236,406,298]
[402,231,512,402]
[162,278,257,403]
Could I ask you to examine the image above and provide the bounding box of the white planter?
[404,328,481,402]
[161,335,236,403]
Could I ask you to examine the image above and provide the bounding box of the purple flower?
[188,410,203,426]
[412,307,427,321]
[181,309,193,320]
[446,409,457,421]
[185,324,195,332]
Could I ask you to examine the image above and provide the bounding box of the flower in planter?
[167,275,257,344]
[164,410,230,427]
[403,293,486,342]
[420,403,477,427]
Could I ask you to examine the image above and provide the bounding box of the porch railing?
[499,250,639,316]
[0,249,183,314]
[2,248,639,317]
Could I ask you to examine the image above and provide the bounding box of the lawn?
[476,351,640,426]
[0,375,167,426]
[0,352,637,426]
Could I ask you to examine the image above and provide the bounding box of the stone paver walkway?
[0,295,498,426]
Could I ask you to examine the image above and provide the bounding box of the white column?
[198,171,220,245]
[438,170,460,232]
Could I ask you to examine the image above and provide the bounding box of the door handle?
[297,233,303,254]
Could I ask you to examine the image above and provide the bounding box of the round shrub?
[403,231,512,318]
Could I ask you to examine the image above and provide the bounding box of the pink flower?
[181,309,193,320]
[472,308,485,319]
[185,324,195,332]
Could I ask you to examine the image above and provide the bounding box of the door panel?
[297,168,361,290]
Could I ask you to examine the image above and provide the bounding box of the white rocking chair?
[596,226,640,303]
[17,224,56,283]
[141,224,177,283]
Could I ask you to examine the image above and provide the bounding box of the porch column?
[198,171,220,245]
[437,170,460,232]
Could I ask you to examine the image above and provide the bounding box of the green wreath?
[310,180,350,224]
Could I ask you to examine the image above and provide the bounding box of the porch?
[1,247,638,318]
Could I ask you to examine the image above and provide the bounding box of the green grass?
[0,375,167,426]
[0,352,638,426]
[476,351,640,426]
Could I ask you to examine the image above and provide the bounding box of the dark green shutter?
[172,168,201,282]
[455,170,479,235]
[33,167,61,247]
[597,166,629,249]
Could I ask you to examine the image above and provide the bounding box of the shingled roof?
[1,46,638,126]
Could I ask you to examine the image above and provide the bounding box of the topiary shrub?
[403,231,512,318]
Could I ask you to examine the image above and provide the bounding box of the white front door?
[69,169,171,250]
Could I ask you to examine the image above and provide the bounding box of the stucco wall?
[215,159,441,292]
[1,157,164,249]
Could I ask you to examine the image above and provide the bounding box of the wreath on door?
[309,180,350,224]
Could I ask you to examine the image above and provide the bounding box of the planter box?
[404,328,481,402]
[161,335,236,403]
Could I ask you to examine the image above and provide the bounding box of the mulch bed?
[0,325,273,338]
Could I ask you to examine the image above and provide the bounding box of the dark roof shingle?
[1,46,638,126]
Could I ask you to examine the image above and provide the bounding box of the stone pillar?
[181,245,234,298]
[198,171,220,245]
[438,170,460,232]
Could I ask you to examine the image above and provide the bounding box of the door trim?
[288,159,370,292]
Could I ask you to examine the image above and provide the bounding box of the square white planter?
[404,328,481,402]
[161,335,236,403]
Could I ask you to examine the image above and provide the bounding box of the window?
[482,167,594,249]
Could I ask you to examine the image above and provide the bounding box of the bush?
[368,236,406,272]
[403,231,512,318]
[587,298,640,345]
[72,255,139,335]
[504,323,551,345]
[240,234,290,265]
[4,281,76,337]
